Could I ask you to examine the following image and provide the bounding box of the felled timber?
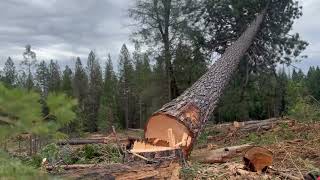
[58,161,181,180]
[46,164,99,171]
[205,117,295,134]
[144,7,268,155]
[190,144,253,163]
[56,137,138,146]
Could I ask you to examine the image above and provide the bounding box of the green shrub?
[0,151,47,180]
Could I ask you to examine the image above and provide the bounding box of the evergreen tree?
[132,45,154,128]
[2,57,16,87]
[85,51,103,132]
[35,60,49,96]
[61,65,73,97]
[72,57,89,131]
[48,60,61,92]
[21,44,37,91]
[306,66,320,100]
[292,69,304,82]
[98,54,119,132]
[119,44,134,129]
[173,42,207,93]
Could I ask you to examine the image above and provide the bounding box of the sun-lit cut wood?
[130,141,177,153]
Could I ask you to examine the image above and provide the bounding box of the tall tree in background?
[35,61,50,96]
[85,51,103,132]
[2,57,16,87]
[292,68,305,82]
[129,0,188,100]
[132,44,153,127]
[61,65,73,97]
[98,54,119,131]
[306,66,320,100]
[173,42,207,93]
[48,60,61,92]
[119,44,134,129]
[72,57,89,131]
[21,44,37,91]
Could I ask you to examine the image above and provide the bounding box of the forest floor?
[15,118,319,179]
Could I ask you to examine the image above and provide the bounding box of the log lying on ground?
[46,164,99,171]
[206,117,295,135]
[58,161,181,180]
[57,137,138,146]
[143,8,267,155]
[190,144,253,163]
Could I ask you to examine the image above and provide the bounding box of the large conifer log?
[144,8,267,155]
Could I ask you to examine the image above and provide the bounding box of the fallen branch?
[267,167,302,180]
[46,164,100,171]
[190,144,253,163]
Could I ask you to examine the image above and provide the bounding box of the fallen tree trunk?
[190,144,253,163]
[56,137,137,146]
[206,118,295,137]
[206,117,295,134]
[144,7,268,155]
[46,164,99,171]
[57,161,181,180]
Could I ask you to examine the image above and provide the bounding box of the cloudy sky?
[0,0,319,72]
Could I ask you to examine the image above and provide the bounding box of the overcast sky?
[0,0,319,72]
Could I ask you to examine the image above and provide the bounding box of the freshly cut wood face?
[145,114,192,150]
[131,127,191,153]
[130,141,177,153]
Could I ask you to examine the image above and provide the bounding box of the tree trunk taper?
[144,8,267,155]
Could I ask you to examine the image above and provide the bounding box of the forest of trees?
[0,0,317,137]
[1,45,319,135]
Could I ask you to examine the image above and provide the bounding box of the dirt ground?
[51,119,320,179]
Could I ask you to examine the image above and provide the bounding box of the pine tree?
[61,65,73,97]
[173,42,207,93]
[306,66,320,100]
[85,51,103,132]
[21,44,37,91]
[98,54,119,132]
[72,57,89,131]
[119,44,134,129]
[48,60,61,92]
[2,57,16,87]
[35,60,49,96]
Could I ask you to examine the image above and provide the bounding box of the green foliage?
[2,57,16,87]
[288,96,320,122]
[0,83,77,142]
[0,151,47,180]
[61,65,73,97]
[84,51,103,132]
[72,144,121,164]
[180,163,201,180]
[40,143,60,164]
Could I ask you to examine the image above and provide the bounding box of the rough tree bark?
[144,7,268,155]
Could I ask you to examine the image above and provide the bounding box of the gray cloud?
[0,0,133,69]
[292,0,320,72]
[0,0,318,73]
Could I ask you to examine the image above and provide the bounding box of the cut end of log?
[144,114,193,154]
[243,146,273,172]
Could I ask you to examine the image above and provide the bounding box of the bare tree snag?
[243,146,273,172]
[190,144,253,163]
[144,8,267,155]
